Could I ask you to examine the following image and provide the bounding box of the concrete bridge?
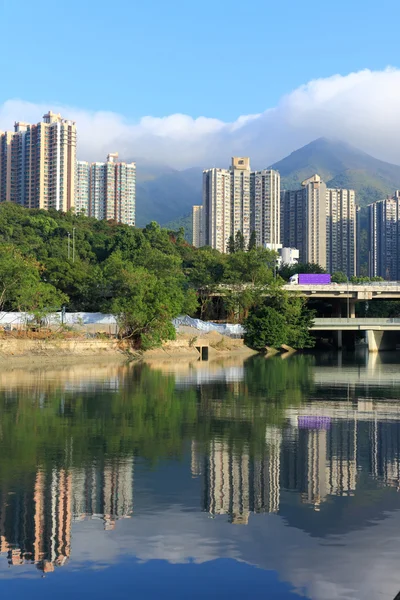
[284,283,400,318]
[212,283,400,318]
[282,283,400,300]
[214,283,400,300]
[312,318,400,351]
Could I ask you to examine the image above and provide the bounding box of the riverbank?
[0,330,256,365]
[0,337,128,366]
[144,329,256,361]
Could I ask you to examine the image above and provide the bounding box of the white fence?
[0,312,118,334]
[173,315,245,338]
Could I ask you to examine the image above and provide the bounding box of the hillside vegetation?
[272,137,400,205]
[0,203,314,351]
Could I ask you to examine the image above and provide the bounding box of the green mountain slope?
[134,138,400,229]
[134,161,202,227]
[162,213,192,242]
[271,138,400,206]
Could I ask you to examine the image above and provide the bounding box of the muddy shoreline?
[0,331,257,369]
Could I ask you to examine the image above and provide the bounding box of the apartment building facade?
[202,158,281,253]
[192,205,204,247]
[251,169,280,248]
[76,153,136,226]
[75,161,90,215]
[231,157,251,247]
[203,167,232,252]
[326,188,357,276]
[0,111,76,212]
[281,174,357,276]
[368,193,400,280]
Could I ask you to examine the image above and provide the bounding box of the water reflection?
[0,354,400,599]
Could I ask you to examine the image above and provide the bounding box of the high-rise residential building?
[231,157,251,247]
[75,161,90,215]
[281,175,326,267]
[79,154,136,226]
[3,112,77,211]
[90,161,107,220]
[192,205,204,247]
[281,174,357,275]
[368,193,400,280]
[0,131,14,203]
[0,111,77,212]
[202,158,280,253]
[203,167,232,252]
[0,112,135,227]
[305,174,328,268]
[90,153,136,226]
[251,169,281,248]
[326,188,357,276]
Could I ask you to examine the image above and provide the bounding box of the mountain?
[133,159,202,227]
[133,138,400,232]
[162,213,192,242]
[271,138,400,205]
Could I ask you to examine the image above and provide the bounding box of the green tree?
[102,252,195,349]
[16,281,68,325]
[331,271,348,283]
[248,230,257,251]
[244,284,315,350]
[234,230,245,252]
[244,305,288,349]
[228,235,236,254]
[0,245,41,311]
[279,262,327,280]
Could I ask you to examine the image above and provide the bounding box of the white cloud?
[1,67,400,169]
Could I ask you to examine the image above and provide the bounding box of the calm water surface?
[1,352,400,599]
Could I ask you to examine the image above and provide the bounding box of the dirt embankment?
[144,329,256,361]
[0,327,255,366]
[0,337,129,367]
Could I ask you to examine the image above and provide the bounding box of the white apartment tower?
[251,169,280,248]
[368,193,400,280]
[90,162,107,220]
[75,161,90,215]
[203,167,232,252]
[326,188,357,276]
[78,154,136,226]
[304,174,328,268]
[202,158,281,253]
[281,175,327,268]
[281,174,356,276]
[0,111,77,212]
[192,205,204,247]
[231,157,251,247]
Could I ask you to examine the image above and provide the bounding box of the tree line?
[0,203,315,350]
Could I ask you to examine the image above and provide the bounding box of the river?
[1,351,400,599]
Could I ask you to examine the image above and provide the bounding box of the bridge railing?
[313,318,400,325]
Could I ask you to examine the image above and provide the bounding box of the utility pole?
[347,275,350,321]
[73,227,76,263]
[67,232,71,260]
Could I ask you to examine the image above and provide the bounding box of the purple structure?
[298,416,331,430]
[298,273,331,285]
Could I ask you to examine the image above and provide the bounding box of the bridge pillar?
[332,330,342,349]
[349,300,356,319]
[343,330,357,350]
[332,300,342,318]
[367,330,399,352]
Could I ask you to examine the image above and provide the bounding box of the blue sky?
[1,0,400,168]
[0,0,399,121]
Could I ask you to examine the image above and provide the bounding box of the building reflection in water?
[2,356,400,573]
[199,427,282,523]
[0,458,134,572]
[197,400,400,521]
